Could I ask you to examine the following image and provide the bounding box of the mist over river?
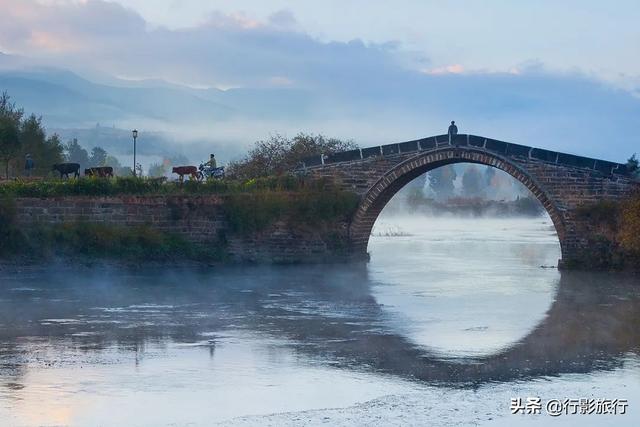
[0,216,639,426]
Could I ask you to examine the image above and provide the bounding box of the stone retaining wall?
[14,195,351,263]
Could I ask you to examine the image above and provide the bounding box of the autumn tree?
[227,133,357,179]
[619,194,640,255]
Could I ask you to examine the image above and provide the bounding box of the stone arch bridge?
[300,134,639,268]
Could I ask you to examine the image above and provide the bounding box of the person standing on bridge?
[448,121,458,145]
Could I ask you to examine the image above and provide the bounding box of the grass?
[31,223,226,261]
[0,175,337,198]
[223,190,359,234]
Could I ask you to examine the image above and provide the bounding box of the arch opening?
[350,148,566,263]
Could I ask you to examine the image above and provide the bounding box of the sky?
[2,0,639,89]
[97,0,640,90]
[0,0,639,161]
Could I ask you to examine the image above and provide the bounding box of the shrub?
[619,194,640,255]
[226,133,357,179]
[574,200,620,231]
[573,195,640,269]
[0,194,25,255]
[223,189,359,234]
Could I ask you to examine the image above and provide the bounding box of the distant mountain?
[1,57,640,163]
[0,63,316,129]
[0,68,235,128]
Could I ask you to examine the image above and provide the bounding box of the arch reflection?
[0,265,638,389]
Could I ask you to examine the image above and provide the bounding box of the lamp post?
[132,129,138,177]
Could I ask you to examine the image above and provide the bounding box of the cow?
[52,163,80,179]
[172,165,198,182]
[85,166,114,178]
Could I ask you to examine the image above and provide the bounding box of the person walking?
[24,154,34,177]
[448,121,458,145]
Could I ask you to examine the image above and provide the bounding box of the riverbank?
[397,195,546,217]
[568,194,640,271]
[2,178,639,271]
[0,179,359,265]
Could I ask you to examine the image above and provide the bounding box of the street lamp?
[132,129,138,177]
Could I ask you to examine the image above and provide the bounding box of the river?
[0,215,638,426]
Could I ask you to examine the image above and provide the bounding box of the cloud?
[268,9,297,29]
[0,0,413,89]
[421,64,465,75]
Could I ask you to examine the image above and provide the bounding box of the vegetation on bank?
[404,193,545,217]
[222,190,359,234]
[573,193,640,270]
[226,133,357,179]
[0,174,341,198]
[0,177,360,261]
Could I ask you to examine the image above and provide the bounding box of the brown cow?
[85,167,114,178]
[172,165,198,182]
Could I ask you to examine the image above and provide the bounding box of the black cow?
[52,163,81,179]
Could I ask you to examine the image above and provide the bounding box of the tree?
[148,162,166,177]
[0,91,23,123]
[42,134,65,172]
[65,138,89,168]
[89,146,108,167]
[227,133,357,179]
[19,114,64,175]
[104,155,131,177]
[428,165,457,201]
[0,92,23,178]
[0,116,20,179]
[483,166,497,199]
[461,165,483,197]
[627,154,639,178]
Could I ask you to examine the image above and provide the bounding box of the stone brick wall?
[14,195,351,263]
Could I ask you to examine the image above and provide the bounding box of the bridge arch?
[349,147,567,258]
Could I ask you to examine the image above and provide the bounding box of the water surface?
[0,216,638,426]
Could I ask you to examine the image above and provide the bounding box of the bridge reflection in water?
[0,264,638,388]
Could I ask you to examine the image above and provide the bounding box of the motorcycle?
[197,163,225,181]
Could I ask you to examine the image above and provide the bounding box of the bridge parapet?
[301,134,630,177]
